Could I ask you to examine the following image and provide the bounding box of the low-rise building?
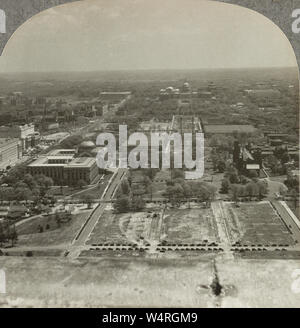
[27,149,99,185]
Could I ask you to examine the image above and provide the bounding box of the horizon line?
[0,66,298,75]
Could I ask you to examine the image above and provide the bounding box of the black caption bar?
[0,308,297,327]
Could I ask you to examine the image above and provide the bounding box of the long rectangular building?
[27,149,99,185]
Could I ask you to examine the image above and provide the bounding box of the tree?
[113,195,130,213]
[164,184,184,207]
[284,175,299,192]
[225,167,239,184]
[0,221,5,247]
[23,174,38,190]
[1,164,26,186]
[220,179,230,194]
[131,196,145,211]
[59,135,83,149]
[279,185,287,197]
[80,194,94,209]
[53,212,62,228]
[121,179,131,194]
[245,182,258,200]
[144,176,153,200]
[182,182,192,208]
[289,188,298,209]
[8,224,17,247]
[142,168,158,181]
[248,170,258,180]
[172,169,184,180]
[77,179,87,189]
[280,152,290,165]
[237,185,246,199]
[188,181,216,205]
[230,184,240,202]
[15,187,33,202]
[35,174,54,197]
[217,160,226,173]
[0,187,15,201]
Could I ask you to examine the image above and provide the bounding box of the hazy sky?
[0,0,297,72]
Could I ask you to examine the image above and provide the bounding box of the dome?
[79,140,96,149]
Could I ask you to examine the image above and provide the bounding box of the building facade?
[27,149,99,185]
[0,138,21,170]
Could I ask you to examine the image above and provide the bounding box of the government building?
[27,149,99,185]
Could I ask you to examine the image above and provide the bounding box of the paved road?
[272,200,300,243]
[71,168,127,247]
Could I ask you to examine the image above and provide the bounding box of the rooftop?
[28,156,96,168]
[49,149,77,156]
[66,157,96,168]
[28,156,65,167]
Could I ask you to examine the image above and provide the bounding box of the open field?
[88,206,220,247]
[224,201,295,246]
[87,210,161,245]
[162,208,219,244]
[16,213,71,235]
[0,257,299,307]
[15,210,93,247]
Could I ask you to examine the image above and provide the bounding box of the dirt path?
[211,201,233,259]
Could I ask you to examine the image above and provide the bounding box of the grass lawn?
[16,214,71,235]
[162,208,219,244]
[70,173,112,199]
[15,210,93,247]
[225,202,294,245]
[87,210,156,245]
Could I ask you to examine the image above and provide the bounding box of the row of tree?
[0,222,18,247]
[229,181,268,201]
[163,176,216,207]
[1,164,54,202]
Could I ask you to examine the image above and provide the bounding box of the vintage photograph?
[0,0,299,308]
